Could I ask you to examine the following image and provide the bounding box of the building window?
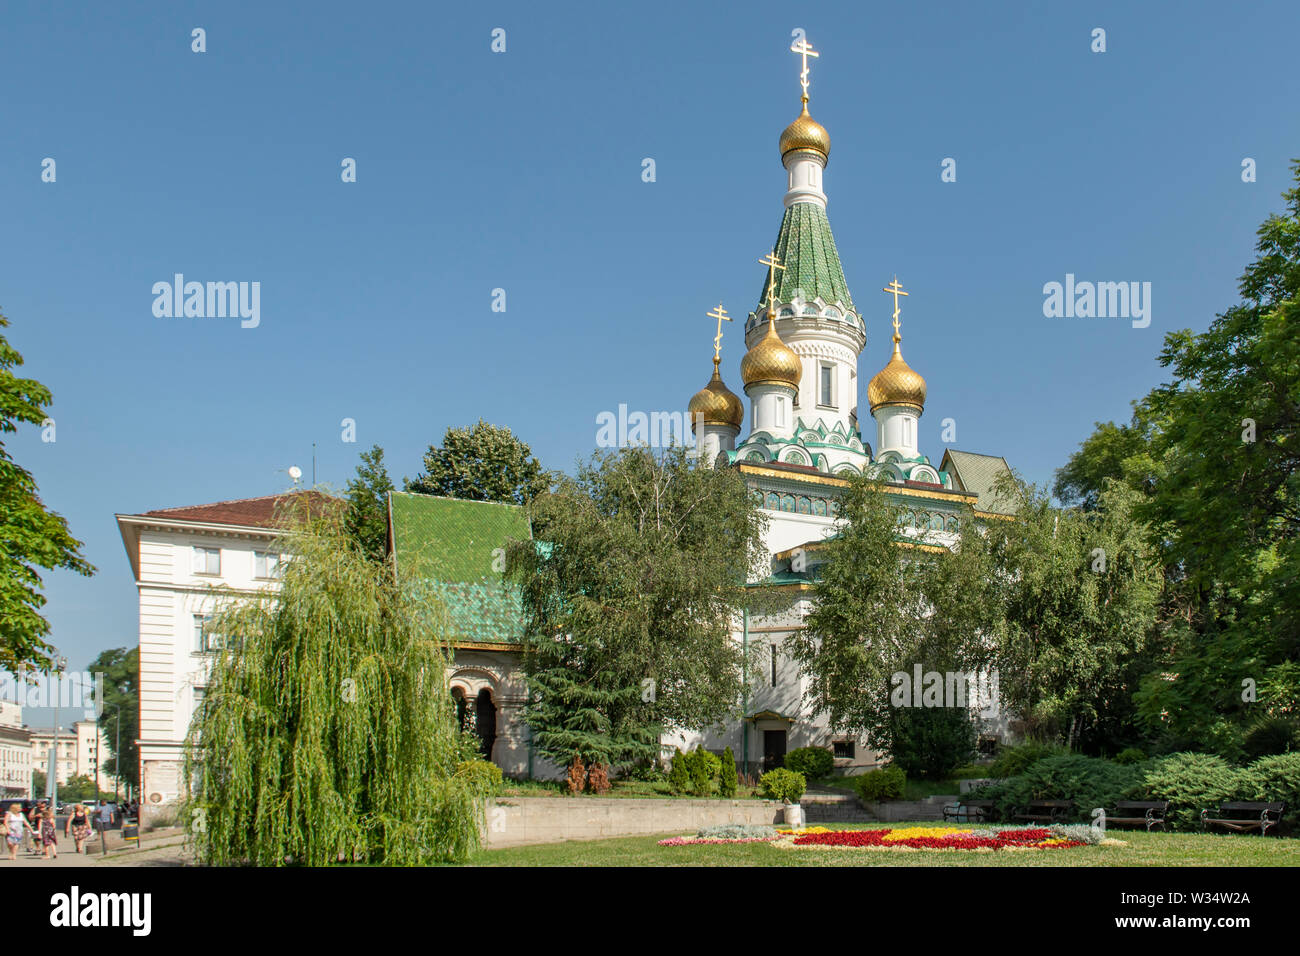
[193,546,221,575]
[254,551,281,579]
[819,364,833,406]
[194,614,218,652]
[833,740,856,759]
[770,644,778,687]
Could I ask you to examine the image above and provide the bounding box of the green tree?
[789,475,995,750]
[184,507,484,866]
[89,646,139,792]
[407,419,549,505]
[344,444,394,563]
[1055,162,1300,750]
[56,774,108,803]
[508,446,769,774]
[0,312,95,669]
[987,477,1163,750]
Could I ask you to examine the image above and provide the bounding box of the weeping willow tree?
[183,500,485,866]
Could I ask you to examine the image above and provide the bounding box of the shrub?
[457,759,504,796]
[688,747,721,797]
[785,746,834,780]
[855,765,906,803]
[1050,823,1106,845]
[972,754,1141,824]
[586,761,611,795]
[719,746,739,798]
[886,706,977,779]
[1135,752,1245,830]
[565,755,585,795]
[667,748,690,795]
[1243,717,1299,760]
[1113,748,1147,766]
[987,741,1070,778]
[1239,752,1300,826]
[696,823,775,839]
[758,768,806,803]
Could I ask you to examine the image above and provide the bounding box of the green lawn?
[466,823,1300,867]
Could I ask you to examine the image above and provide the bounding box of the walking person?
[66,804,92,854]
[5,804,35,861]
[40,808,58,859]
[26,803,43,856]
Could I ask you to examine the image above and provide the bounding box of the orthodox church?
[383,39,1017,780]
[678,40,1015,774]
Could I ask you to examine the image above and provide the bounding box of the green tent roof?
[940,450,1017,516]
[388,491,531,645]
[757,202,855,313]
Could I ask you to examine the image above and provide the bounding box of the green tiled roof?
[940,450,1016,516]
[757,202,855,313]
[388,492,532,644]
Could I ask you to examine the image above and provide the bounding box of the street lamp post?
[50,652,67,809]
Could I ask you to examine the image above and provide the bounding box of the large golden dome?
[867,338,927,412]
[779,103,830,163]
[741,319,801,390]
[689,361,745,429]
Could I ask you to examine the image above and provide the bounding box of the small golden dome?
[779,103,830,163]
[867,338,927,412]
[741,319,801,390]
[689,361,745,430]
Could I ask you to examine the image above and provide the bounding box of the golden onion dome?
[867,337,927,412]
[688,360,745,430]
[741,318,802,390]
[779,102,830,163]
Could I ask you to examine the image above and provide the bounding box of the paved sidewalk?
[1,828,189,868]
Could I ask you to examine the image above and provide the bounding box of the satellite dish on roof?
[288,466,303,485]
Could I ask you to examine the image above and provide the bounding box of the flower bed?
[786,825,1089,852]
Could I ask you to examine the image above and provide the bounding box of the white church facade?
[677,40,1016,775]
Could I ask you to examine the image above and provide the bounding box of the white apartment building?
[27,720,111,792]
[115,492,323,825]
[0,700,33,799]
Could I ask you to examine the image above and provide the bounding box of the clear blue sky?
[3,0,1297,676]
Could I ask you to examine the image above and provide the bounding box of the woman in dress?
[40,808,58,859]
[5,803,35,861]
[66,803,92,853]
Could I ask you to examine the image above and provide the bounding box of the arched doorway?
[451,687,469,732]
[474,688,497,760]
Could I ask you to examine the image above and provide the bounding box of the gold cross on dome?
[882,276,908,340]
[759,250,785,320]
[707,303,731,364]
[790,37,819,102]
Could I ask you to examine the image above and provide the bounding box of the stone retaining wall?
[484,796,785,848]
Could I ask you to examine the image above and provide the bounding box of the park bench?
[1013,799,1073,824]
[1105,800,1170,832]
[1201,801,1285,837]
[943,799,995,823]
